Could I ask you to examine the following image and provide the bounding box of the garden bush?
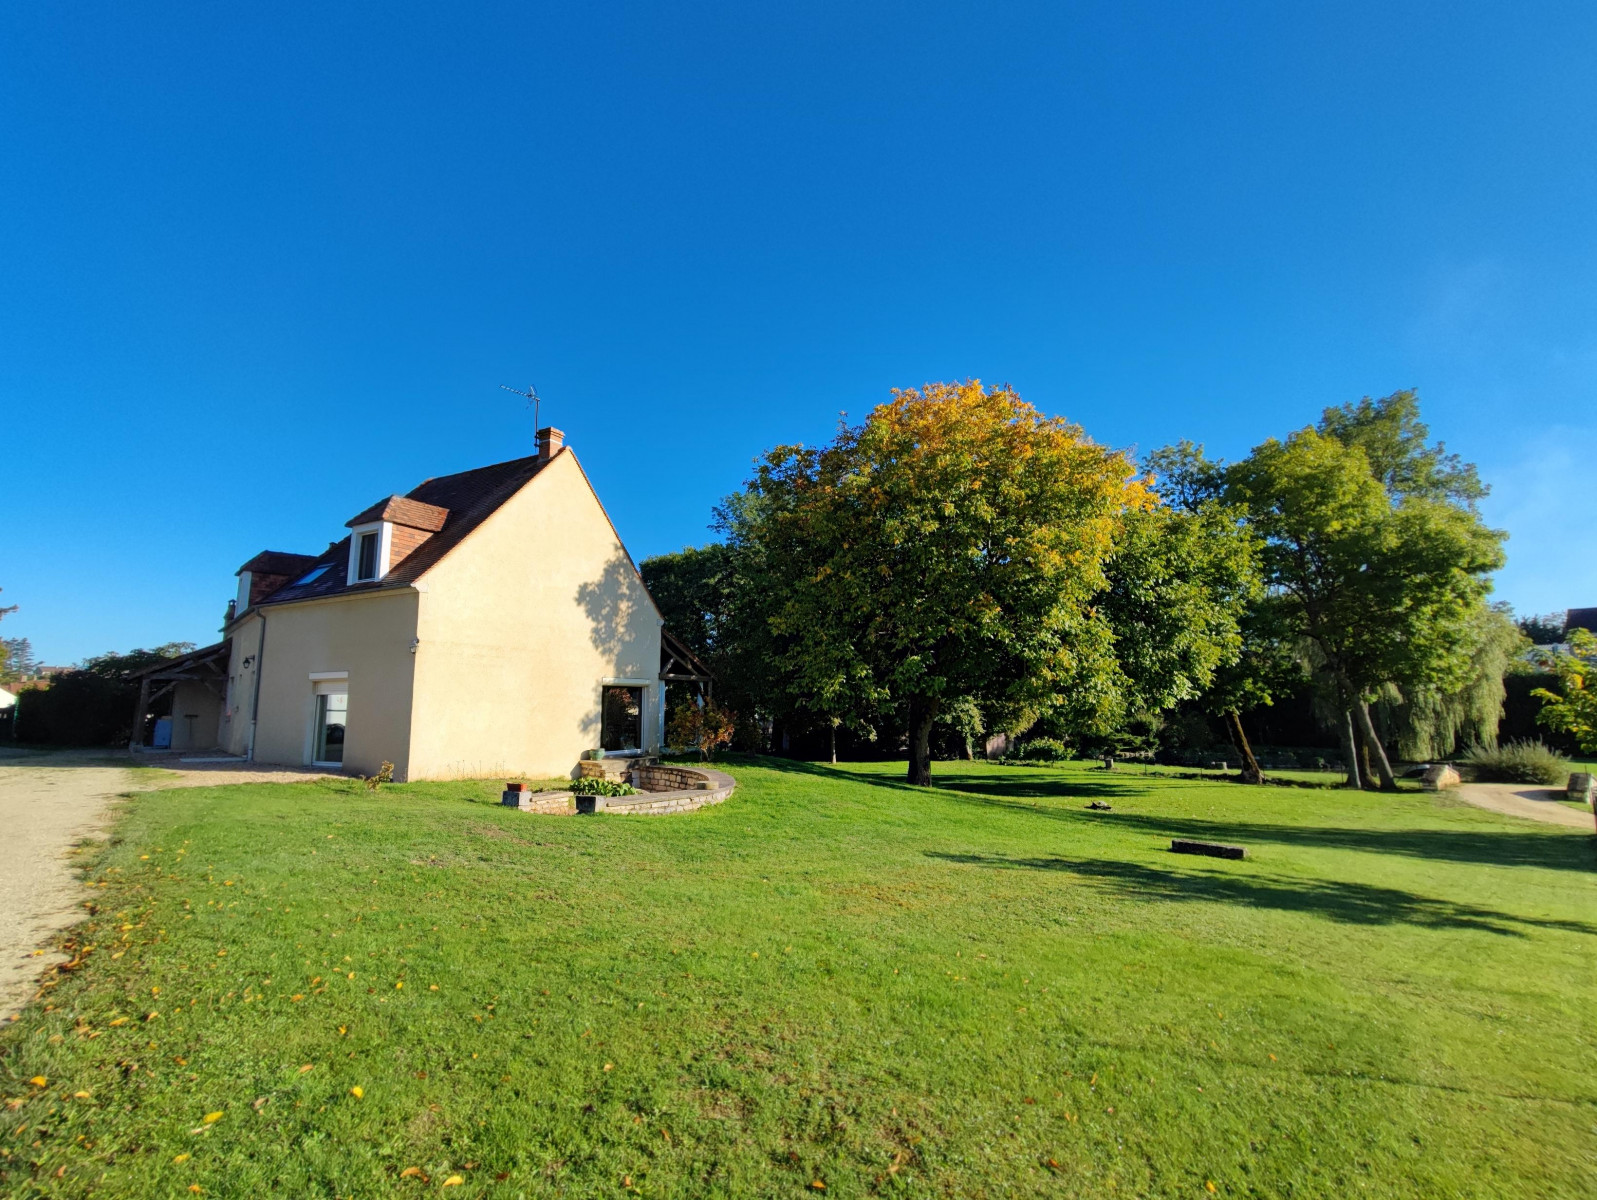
[570,776,637,797]
[1459,739,1570,785]
[1014,737,1071,762]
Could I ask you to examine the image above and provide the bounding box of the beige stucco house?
[134,429,706,780]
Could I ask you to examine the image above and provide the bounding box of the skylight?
[293,566,330,586]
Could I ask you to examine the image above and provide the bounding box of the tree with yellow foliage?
[721,381,1145,785]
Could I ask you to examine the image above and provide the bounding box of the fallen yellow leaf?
[399,1166,423,1178]
[395,981,403,989]
[74,1091,91,1099]
[299,1064,315,1074]
[203,1111,223,1124]
[173,1152,190,1163]
[603,1063,614,1072]
[189,1186,202,1194]
[442,1176,464,1187]
[28,1077,46,1088]
[350,1086,364,1098]
[429,984,439,991]
[1207,1183,1217,1194]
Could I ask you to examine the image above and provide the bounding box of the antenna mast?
[499,383,543,441]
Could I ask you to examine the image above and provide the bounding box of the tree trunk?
[1354,701,1399,792]
[907,699,936,787]
[1337,709,1363,789]
[1354,719,1376,789]
[829,722,837,765]
[1225,709,1265,784]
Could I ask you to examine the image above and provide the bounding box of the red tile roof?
[345,495,450,532]
[245,450,558,609]
[238,551,321,577]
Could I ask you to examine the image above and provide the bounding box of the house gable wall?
[406,449,662,780]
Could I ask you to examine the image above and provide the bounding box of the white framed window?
[347,522,393,585]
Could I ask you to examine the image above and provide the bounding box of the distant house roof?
[1567,608,1597,635]
[243,450,560,611]
[345,495,450,532]
[238,551,322,578]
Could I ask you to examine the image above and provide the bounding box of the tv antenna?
[499,382,543,434]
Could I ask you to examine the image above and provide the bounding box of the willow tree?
[1387,603,1527,760]
[723,381,1143,786]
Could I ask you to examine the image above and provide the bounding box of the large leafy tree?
[1095,497,1262,770]
[1139,443,1276,780]
[1224,395,1505,789]
[724,381,1144,785]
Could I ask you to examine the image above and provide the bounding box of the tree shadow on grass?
[927,770,1143,800]
[938,787,1597,875]
[735,755,1130,799]
[926,852,1597,937]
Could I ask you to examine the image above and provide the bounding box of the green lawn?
[3,759,1594,1198]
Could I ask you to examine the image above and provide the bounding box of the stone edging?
[507,765,735,817]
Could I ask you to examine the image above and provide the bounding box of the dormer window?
[343,495,449,585]
[347,522,392,585]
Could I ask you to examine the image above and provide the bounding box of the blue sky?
[3,1,1594,664]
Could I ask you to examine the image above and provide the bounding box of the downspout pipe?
[246,611,267,763]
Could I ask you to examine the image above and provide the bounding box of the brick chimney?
[537,426,565,463]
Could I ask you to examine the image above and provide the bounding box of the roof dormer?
[235,551,320,613]
[344,495,450,585]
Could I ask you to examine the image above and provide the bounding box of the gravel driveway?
[1456,780,1595,831]
[0,748,334,1019]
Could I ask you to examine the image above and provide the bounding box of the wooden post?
[128,676,152,752]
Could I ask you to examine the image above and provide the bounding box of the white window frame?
[235,570,253,613]
[309,676,349,768]
[347,522,393,585]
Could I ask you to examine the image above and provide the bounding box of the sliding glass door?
[313,687,347,766]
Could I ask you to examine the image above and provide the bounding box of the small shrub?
[570,776,637,797]
[1460,740,1570,785]
[1014,738,1071,762]
[666,700,736,761]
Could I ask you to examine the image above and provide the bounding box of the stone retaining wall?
[578,756,653,783]
[515,791,576,815]
[600,765,736,815]
[631,763,714,792]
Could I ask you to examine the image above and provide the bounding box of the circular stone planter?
[507,764,735,816]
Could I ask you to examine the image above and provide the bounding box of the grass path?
[1,758,1593,1198]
